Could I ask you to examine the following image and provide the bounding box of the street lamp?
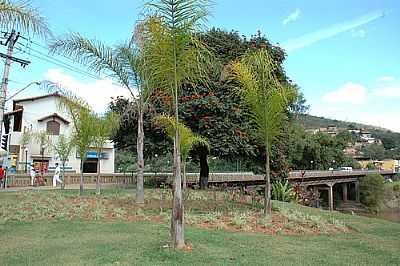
[5,81,41,102]
[24,147,28,173]
[0,81,41,138]
[310,160,314,170]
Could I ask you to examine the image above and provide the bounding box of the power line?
[14,43,102,80]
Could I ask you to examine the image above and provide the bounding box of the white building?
[3,93,115,173]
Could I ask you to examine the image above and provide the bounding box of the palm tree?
[143,0,212,249]
[0,0,50,37]
[52,134,74,189]
[50,88,95,196]
[230,49,295,216]
[50,33,155,204]
[154,114,208,189]
[92,112,120,195]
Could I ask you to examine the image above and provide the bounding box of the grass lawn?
[0,189,399,265]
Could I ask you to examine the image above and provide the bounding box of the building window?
[46,121,60,135]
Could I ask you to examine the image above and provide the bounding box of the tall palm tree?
[230,49,295,216]
[143,0,212,248]
[0,0,50,37]
[50,34,154,204]
[154,114,208,189]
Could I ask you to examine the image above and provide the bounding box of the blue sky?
[2,0,400,131]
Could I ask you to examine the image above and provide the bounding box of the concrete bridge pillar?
[342,183,348,202]
[328,183,334,211]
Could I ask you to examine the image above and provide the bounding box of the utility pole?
[0,30,30,137]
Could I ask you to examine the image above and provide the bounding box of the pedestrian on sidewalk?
[53,163,62,187]
[0,165,4,189]
[30,164,36,186]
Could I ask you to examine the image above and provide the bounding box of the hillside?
[297,114,400,152]
[297,114,383,131]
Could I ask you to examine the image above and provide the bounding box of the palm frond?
[229,49,295,151]
[50,33,133,95]
[0,0,50,38]
[153,114,208,161]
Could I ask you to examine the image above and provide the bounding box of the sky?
[2,0,400,132]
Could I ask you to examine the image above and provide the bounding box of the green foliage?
[272,180,295,202]
[361,144,386,160]
[92,112,120,155]
[393,183,400,192]
[33,130,52,154]
[229,49,295,151]
[19,129,31,148]
[0,0,50,37]
[360,173,385,212]
[366,162,377,170]
[153,114,208,162]
[52,134,74,165]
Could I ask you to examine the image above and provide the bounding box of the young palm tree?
[49,87,95,196]
[230,49,295,216]
[154,114,208,189]
[143,0,212,249]
[0,0,49,37]
[52,134,74,189]
[92,112,120,195]
[50,33,154,204]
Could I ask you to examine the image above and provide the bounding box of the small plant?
[272,180,295,202]
[393,183,400,192]
[257,217,273,229]
[93,205,106,220]
[114,208,127,219]
[202,211,222,224]
[231,212,248,228]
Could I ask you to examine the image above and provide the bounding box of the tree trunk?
[264,150,272,216]
[79,159,84,196]
[61,161,65,190]
[136,106,145,204]
[96,154,101,195]
[171,124,184,249]
[199,150,209,189]
[182,161,186,190]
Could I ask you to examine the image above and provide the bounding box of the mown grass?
[0,188,399,265]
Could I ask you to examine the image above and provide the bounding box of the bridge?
[4,170,398,212]
[288,170,398,211]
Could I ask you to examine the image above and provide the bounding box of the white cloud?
[283,8,301,26]
[322,82,368,105]
[352,29,366,38]
[379,76,395,82]
[373,86,400,97]
[357,112,400,132]
[282,10,384,52]
[44,69,132,113]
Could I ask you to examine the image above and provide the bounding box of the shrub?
[272,180,295,202]
[360,173,385,212]
[393,183,400,192]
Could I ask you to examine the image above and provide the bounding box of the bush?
[360,173,385,212]
[393,183,400,192]
[272,180,295,202]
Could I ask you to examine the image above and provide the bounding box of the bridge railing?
[288,170,397,179]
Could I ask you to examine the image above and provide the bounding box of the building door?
[83,158,98,173]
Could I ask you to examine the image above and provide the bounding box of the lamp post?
[24,147,28,173]
[310,160,314,170]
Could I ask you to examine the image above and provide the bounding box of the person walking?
[30,164,36,186]
[53,163,62,187]
[0,165,4,189]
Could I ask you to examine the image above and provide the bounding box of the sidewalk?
[0,184,114,192]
